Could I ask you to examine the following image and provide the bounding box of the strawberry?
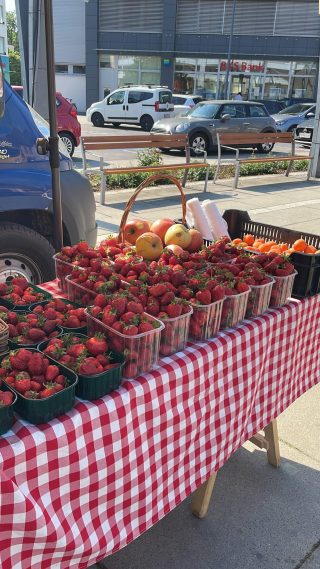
[0,390,14,406]
[9,351,29,371]
[45,365,60,382]
[211,285,225,301]
[64,315,81,328]
[166,302,183,318]
[27,353,45,376]
[195,290,212,305]
[85,334,108,356]
[94,294,107,308]
[110,296,127,315]
[122,324,138,336]
[67,343,87,358]
[111,321,123,333]
[78,357,102,376]
[40,384,57,398]
[149,283,167,297]
[159,291,175,305]
[236,282,250,293]
[102,308,117,327]
[30,380,42,392]
[138,321,154,333]
[146,297,160,316]
[121,311,138,324]
[127,300,144,314]
[27,329,47,342]
[15,373,31,393]
[55,375,66,386]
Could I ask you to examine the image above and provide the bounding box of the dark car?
[12,86,81,156]
[152,100,277,155]
[280,97,315,108]
[0,80,97,283]
[256,100,286,114]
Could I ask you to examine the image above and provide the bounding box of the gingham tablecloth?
[0,281,319,569]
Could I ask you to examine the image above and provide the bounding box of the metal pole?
[43,0,63,251]
[224,0,237,100]
[310,56,320,178]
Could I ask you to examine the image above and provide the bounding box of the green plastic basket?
[0,284,52,311]
[1,349,78,425]
[38,334,124,401]
[0,383,17,435]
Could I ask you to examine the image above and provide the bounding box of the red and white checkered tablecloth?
[0,281,319,569]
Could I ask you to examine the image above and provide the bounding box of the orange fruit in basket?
[243,234,255,246]
[259,242,273,252]
[270,246,282,254]
[233,238,243,245]
[293,239,307,252]
[304,244,317,254]
[279,243,289,252]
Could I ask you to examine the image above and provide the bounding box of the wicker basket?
[0,318,9,354]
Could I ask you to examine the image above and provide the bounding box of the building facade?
[53,0,320,111]
[0,0,9,82]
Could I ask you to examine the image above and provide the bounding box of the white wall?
[55,74,86,112]
[53,0,85,65]
[0,0,8,56]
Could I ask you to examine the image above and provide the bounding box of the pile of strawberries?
[0,306,60,345]
[1,349,68,399]
[0,388,14,407]
[67,269,125,306]
[31,298,86,330]
[42,333,119,376]
[0,277,47,307]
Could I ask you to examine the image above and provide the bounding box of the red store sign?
[220,61,264,73]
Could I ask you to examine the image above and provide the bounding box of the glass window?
[55,64,68,74]
[266,61,290,75]
[196,75,218,99]
[141,71,160,86]
[172,96,184,105]
[174,72,195,95]
[118,70,139,86]
[107,90,125,105]
[292,61,316,76]
[159,91,172,104]
[140,57,160,71]
[175,58,196,72]
[220,104,246,118]
[205,59,219,73]
[118,56,140,70]
[188,103,220,119]
[248,105,268,118]
[0,7,4,24]
[264,75,289,99]
[0,37,5,54]
[291,76,315,99]
[73,65,85,75]
[128,91,153,103]
[279,103,315,115]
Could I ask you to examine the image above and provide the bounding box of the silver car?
[151,100,277,155]
[295,118,314,147]
[272,103,315,133]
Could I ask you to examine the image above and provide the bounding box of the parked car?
[151,100,277,155]
[280,97,315,108]
[272,103,315,132]
[255,99,286,115]
[295,118,314,146]
[86,85,174,131]
[0,80,97,282]
[172,94,203,116]
[12,86,81,156]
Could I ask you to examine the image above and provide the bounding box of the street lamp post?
[224,0,237,100]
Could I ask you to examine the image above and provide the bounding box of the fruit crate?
[245,278,274,317]
[157,306,193,356]
[0,384,17,436]
[53,254,87,293]
[220,290,250,330]
[0,349,78,425]
[66,276,97,307]
[0,318,9,354]
[30,299,87,335]
[7,310,63,350]
[223,209,320,298]
[269,271,298,308]
[38,334,125,401]
[85,309,164,379]
[188,299,224,341]
[0,284,52,311]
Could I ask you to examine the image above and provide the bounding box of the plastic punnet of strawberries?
[31,299,86,330]
[42,333,119,376]
[0,306,60,345]
[0,277,47,307]
[0,349,69,399]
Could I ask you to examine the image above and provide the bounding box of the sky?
[5,0,16,12]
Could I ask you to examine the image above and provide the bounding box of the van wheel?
[0,224,55,284]
[59,132,75,156]
[91,113,104,127]
[140,115,154,132]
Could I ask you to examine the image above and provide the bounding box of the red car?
[12,87,81,156]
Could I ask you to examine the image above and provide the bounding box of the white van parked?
[86,85,174,131]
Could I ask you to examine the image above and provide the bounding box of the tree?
[6,11,21,85]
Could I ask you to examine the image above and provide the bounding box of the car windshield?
[279,104,313,115]
[187,103,220,119]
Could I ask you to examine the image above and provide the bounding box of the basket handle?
[118,174,187,243]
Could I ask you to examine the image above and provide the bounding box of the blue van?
[0,80,97,283]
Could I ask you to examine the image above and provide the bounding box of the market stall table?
[0,282,319,569]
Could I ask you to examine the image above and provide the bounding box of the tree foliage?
[6,11,21,85]
[6,11,19,52]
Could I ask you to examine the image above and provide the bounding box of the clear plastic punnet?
[269,271,298,308]
[156,306,193,356]
[220,289,250,329]
[66,276,97,307]
[53,254,75,293]
[188,299,224,341]
[245,278,274,317]
[85,309,164,378]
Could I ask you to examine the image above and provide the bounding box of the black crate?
[222,209,320,298]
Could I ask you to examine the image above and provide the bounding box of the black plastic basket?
[0,383,17,435]
[1,349,78,425]
[38,334,125,401]
[222,209,320,299]
[0,284,52,311]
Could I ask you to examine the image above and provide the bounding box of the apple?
[186,229,203,253]
[150,218,175,244]
[166,244,184,255]
[123,219,150,245]
[135,232,164,261]
[164,224,191,250]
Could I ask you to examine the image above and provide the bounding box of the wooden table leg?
[191,473,217,519]
[264,420,281,468]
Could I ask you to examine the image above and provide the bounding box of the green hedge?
[87,149,309,191]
